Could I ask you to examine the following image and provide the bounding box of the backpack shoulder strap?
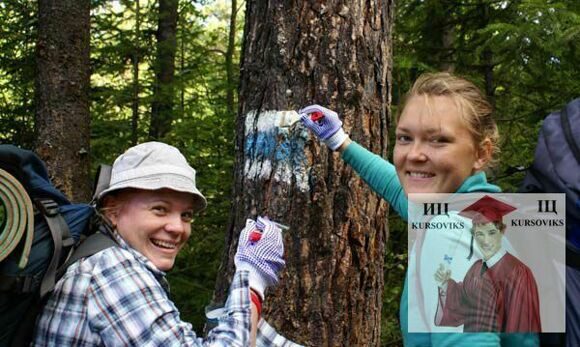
[91,164,112,203]
[561,106,580,164]
[60,231,117,272]
[9,229,117,347]
[34,198,75,298]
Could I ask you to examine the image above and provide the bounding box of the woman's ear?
[473,138,492,172]
[101,195,120,226]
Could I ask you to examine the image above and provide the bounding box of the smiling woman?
[102,188,195,271]
[32,141,297,347]
[299,72,538,346]
[393,94,488,195]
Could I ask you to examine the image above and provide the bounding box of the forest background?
[1,0,579,345]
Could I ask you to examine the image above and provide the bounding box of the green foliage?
[0,0,37,147]
[3,0,578,343]
[88,0,244,332]
[0,0,243,334]
[381,213,407,347]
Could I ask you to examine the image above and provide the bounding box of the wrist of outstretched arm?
[236,263,266,300]
[325,128,349,150]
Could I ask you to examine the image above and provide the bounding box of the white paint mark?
[243,109,311,193]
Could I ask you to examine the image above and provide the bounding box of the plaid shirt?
[256,320,302,346]
[33,231,301,347]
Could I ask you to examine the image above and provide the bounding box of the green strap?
[0,168,34,269]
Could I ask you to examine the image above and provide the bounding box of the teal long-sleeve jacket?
[341,141,539,347]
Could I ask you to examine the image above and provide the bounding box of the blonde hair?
[98,189,137,224]
[397,72,500,169]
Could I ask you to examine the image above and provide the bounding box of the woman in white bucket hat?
[33,142,299,347]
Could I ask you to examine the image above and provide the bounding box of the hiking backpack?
[520,98,580,245]
[520,99,580,346]
[0,144,115,347]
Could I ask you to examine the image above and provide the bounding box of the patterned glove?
[300,104,349,150]
[234,216,285,299]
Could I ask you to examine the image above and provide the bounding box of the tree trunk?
[225,0,238,117]
[131,0,141,146]
[478,1,494,104]
[179,16,185,121]
[423,0,456,72]
[214,1,394,346]
[35,0,91,202]
[482,47,494,101]
[149,0,178,140]
[440,14,455,73]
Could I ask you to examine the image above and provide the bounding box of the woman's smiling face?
[394,95,487,195]
[107,188,194,271]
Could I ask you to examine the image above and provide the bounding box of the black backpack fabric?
[0,144,115,347]
[520,98,580,245]
[519,99,580,346]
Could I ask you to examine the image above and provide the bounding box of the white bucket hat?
[98,142,207,211]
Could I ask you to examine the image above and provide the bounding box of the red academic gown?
[435,252,541,332]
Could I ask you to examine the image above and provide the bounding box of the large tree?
[225,0,239,117]
[214,1,394,346]
[35,0,91,202]
[149,0,179,140]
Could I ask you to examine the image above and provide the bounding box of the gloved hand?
[234,216,285,299]
[300,104,349,150]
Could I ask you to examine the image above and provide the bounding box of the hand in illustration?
[435,263,452,286]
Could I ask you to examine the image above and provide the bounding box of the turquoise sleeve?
[341,142,408,220]
[431,332,538,347]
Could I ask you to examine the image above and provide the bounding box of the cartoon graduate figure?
[434,195,542,332]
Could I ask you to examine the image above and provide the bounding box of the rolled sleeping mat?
[0,168,34,269]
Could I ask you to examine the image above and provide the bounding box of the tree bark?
[440,15,455,73]
[131,0,141,146]
[35,0,91,202]
[149,0,178,140]
[225,0,238,117]
[422,0,456,72]
[214,1,394,346]
[479,2,495,103]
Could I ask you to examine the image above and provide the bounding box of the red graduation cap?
[459,195,517,224]
[460,195,517,260]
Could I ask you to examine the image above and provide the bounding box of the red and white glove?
[234,216,285,299]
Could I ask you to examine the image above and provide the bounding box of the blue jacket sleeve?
[341,141,408,220]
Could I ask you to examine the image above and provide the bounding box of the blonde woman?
[301,73,538,346]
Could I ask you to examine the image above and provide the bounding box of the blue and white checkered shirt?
[32,231,301,347]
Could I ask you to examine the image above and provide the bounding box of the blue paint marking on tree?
[275,140,291,161]
[243,110,312,192]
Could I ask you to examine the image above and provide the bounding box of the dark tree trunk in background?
[214,1,394,346]
[35,0,91,202]
[440,15,455,72]
[225,0,237,117]
[479,1,495,103]
[149,0,178,140]
[423,0,456,72]
[131,0,141,146]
